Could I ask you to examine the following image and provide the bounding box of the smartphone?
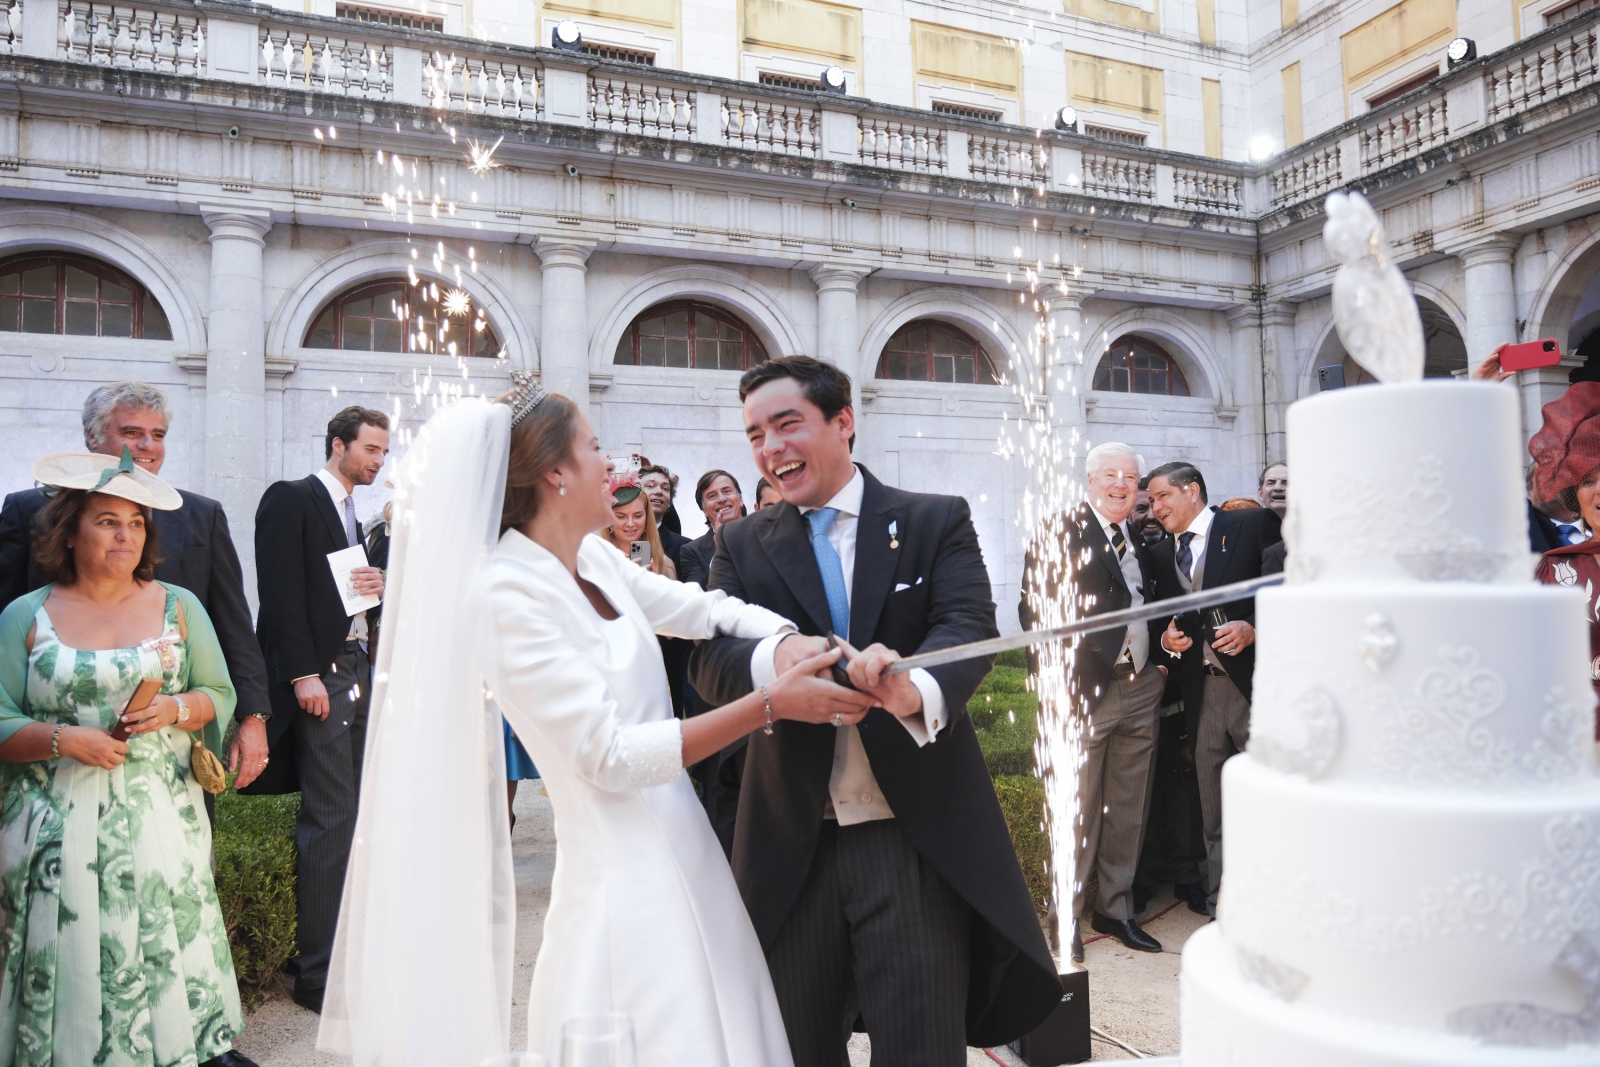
[110,677,163,741]
[629,540,652,566]
[1316,364,1346,391]
[1500,338,1561,372]
[825,631,856,691]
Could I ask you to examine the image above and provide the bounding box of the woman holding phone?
[601,474,676,579]
[0,451,250,1067]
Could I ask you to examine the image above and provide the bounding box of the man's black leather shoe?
[201,1053,261,1067]
[1070,925,1085,964]
[1091,912,1162,953]
[291,984,324,1014]
[1175,881,1210,915]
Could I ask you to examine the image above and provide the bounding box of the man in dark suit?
[1021,443,1170,962]
[1528,466,1586,553]
[690,356,1058,1066]
[1145,460,1281,915]
[249,405,388,1014]
[640,462,690,564]
[676,469,745,588]
[0,382,272,792]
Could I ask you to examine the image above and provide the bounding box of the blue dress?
[503,717,538,780]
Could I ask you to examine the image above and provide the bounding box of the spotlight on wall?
[1446,37,1477,68]
[840,197,858,210]
[552,19,583,51]
[820,65,847,94]
[1054,105,1079,133]
[1248,135,1276,162]
[563,163,580,177]
[227,125,241,140]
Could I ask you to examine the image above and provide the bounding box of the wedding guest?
[601,476,677,579]
[678,470,744,588]
[1220,497,1262,511]
[1147,460,1281,916]
[691,356,1059,1065]
[1132,480,1166,547]
[0,382,272,790]
[753,477,782,510]
[1530,381,1600,730]
[1258,462,1288,518]
[0,452,255,1067]
[248,405,388,1014]
[1020,442,1169,962]
[640,462,689,558]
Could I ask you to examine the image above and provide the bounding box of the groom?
[689,356,1058,1066]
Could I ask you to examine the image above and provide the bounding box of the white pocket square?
[893,577,925,593]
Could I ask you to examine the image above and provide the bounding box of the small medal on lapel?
[888,520,899,550]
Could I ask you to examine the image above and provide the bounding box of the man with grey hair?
[1258,462,1288,518]
[0,381,273,789]
[1019,441,1171,962]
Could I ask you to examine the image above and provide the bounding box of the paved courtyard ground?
[233,786,1201,1064]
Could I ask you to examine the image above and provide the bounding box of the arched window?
[1093,335,1190,396]
[0,254,172,339]
[303,277,503,357]
[876,320,998,384]
[612,300,768,370]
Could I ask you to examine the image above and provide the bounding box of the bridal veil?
[318,397,516,1065]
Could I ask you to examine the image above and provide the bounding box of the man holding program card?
[248,405,389,1016]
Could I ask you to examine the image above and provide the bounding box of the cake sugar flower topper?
[1323,190,1425,385]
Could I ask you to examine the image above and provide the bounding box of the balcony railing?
[16,0,1600,218]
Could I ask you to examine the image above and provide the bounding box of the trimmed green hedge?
[993,775,1048,915]
[974,651,1049,916]
[214,791,299,1004]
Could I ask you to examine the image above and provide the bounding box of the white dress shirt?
[749,467,946,825]
[1087,503,1148,673]
[1169,506,1224,668]
[314,468,369,643]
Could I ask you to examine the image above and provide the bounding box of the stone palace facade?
[0,0,1595,624]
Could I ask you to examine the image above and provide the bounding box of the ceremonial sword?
[882,573,1286,675]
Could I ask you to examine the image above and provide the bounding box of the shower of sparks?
[441,288,472,317]
[466,136,505,175]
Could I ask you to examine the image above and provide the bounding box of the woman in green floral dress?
[0,452,251,1067]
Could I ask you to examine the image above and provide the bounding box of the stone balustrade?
[17,0,1600,218]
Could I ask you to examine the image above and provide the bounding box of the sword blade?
[885,573,1285,675]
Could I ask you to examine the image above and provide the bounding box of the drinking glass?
[560,1012,635,1067]
[477,1055,548,1067]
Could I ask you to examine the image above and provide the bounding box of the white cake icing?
[1283,382,1533,585]
[1179,380,1600,1065]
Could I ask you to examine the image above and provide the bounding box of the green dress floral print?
[0,583,241,1067]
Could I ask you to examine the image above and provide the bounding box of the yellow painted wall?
[1282,62,1303,145]
[911,21,1022,97]
[741,0,861,63]
[1339,0,1455,97]
[1202,77,1222,156]
[1067,51,1165,121]
[1061,0,1158,33]
[1197,0,1216,45]
[544,0,677,28]
[1280,0,1298,28]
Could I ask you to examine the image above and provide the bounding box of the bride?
[317,381,875,1067]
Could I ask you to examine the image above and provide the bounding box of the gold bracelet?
[759,685,773,736]
[49,724,64,759]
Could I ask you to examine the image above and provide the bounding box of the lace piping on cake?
[1447,933,1600,1048]
[1358,612,1398,674]
[1227,814,1600,956]
[1234,947,1309,1002]
[1372,645,1516,786]
[1248,688,1341,779]
[619,718,684,788]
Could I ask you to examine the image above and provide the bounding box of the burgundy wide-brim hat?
[1530,381,1600,503]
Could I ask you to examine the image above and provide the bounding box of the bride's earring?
[558,482,567,496]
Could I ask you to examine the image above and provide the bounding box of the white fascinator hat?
[32,447,183,511]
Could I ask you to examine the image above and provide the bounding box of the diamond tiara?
[505,371,547,427]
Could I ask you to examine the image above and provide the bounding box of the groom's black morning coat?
[689,465,1059,1047]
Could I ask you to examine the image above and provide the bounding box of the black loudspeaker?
[1012,969,1091,1065]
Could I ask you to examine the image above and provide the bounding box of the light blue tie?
[806,508,851,641]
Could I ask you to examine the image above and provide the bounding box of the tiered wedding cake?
[1180,196,1600,1067]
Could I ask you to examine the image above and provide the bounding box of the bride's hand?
[766,648,876,726]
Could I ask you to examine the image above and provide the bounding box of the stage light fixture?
[1054,105,1079,132]
[553,20,583,50]
[1249,135,1276,162]
[820,66,847,93]
[1446,37,1477,68]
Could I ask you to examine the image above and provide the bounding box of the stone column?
[1044,294,1087,445]
[1257,302,1299,465]
[200,207,272,578]
[810,265,869,441]
[1460,236,1520,361]
[536,239,595,408]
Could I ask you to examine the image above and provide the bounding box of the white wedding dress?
[478,529,797,1067]
[315,398,796,1067]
